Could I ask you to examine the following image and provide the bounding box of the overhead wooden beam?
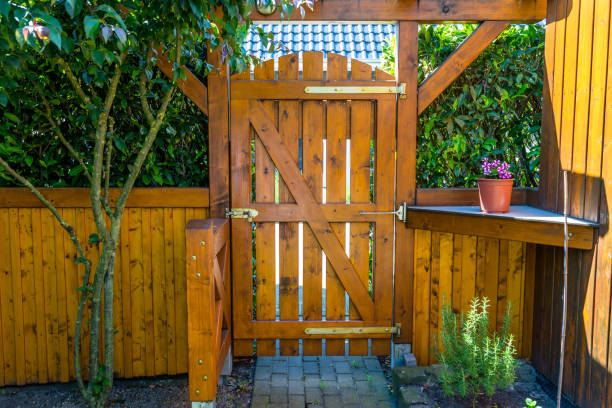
[417,21,510,114]
[156,48,208,116]
[250,0,545,22]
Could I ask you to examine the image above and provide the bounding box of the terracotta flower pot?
[477,178,514,213]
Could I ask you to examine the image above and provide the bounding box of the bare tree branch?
[139,45,155,126]
[54,56,93,106]
[35,84,93,183]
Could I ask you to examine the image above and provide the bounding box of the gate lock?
[359,202,407,222]
[225,208,259,222]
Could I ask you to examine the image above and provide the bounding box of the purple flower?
[481,156,512,179]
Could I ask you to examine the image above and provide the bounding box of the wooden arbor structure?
[183,0,607,406]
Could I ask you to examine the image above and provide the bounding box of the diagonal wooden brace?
[248,100,375,321]
[418,21,510,115]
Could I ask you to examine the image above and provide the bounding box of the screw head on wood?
[191,255,196,261]
[198,359,203,365]
[200,241,206,246]
[203,376,208,381]
[195,389,200,395]
[196,272,201,277]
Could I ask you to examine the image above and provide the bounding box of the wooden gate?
[229,52,398,356]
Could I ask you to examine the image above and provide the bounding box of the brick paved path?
[251,356,395,407]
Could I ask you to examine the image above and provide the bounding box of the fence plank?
[413,230,431,365]
[278,54,300,356]
[0,209,15,384]
[301,51,324,356]
[41,210,59,382]
[325,53,349,356]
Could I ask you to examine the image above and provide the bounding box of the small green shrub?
[434,297,517,405]
[524,397,542,408]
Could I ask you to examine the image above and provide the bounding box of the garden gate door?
[229,52,401,356]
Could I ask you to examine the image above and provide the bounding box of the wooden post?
[394,21,418,345]
[207,51,230,218]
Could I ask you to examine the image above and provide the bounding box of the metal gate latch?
[225,208,259,222]
[359,202,407,222]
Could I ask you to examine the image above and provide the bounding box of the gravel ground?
[0,357,255,408]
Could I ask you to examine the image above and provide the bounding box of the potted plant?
[478,157,514,213]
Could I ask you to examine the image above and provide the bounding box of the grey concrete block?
[288,365,303,380]
[335,361,352,374]
[288,379,305,395]
[271,373,288,387]
[270,386,288,403]
[398,385,428,408]
[304,361,319,374]
[288,394,306,408]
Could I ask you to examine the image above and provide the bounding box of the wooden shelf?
[404,205,598,250]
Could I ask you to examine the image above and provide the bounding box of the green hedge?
[383,24,544,188]
[0,59,208,188]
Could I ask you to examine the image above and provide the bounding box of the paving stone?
[288,365,303,380]
[355,380,371,395]
[288,379,305,395]
[305,387,323,404]
[358,395,377,407]
[272,361,289,374]
[304,361,319,374]
[337,373,354,388]
[335,361,352,374]
[393,366,428,392]
[256,357,274,367]
[320,369,336,381]
[250,395,270,408]
[332,355,348,362]
[288,394,306,407]
[324,394,342,406]
[255,366,272,380]
[305,375,321,387]
[287,356,303,366]
[253,380,270,395]
[303,355,318,361]
[270,386,288,403]
[364,358,382,372]
[340,387,360,404]
[271,373,288,387]
[321,380,339,395]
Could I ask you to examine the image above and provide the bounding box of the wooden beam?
[249,0,546,22]
[207,51,230,218]
[233,320,394,339]
[404,208,596,250]
[0,188,210,208]
[231,80,397,100]
[156,48,208,116]
[415,188,531,206]
[417,21,510,114]
[394,21,418,345]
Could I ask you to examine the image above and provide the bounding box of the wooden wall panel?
[0,190,209,386]
[412,230,533,366]
[534,0,612,406]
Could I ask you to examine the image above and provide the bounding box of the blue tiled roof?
[244,23,395,65]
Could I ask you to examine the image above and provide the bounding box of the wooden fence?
[0,188,209,386]
[410,231,535,365]
[534,0,612,406]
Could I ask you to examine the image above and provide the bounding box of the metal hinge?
[305,83,406,96]
[359,202,407,222]
[304,324,401,337]
[225,208,259,222]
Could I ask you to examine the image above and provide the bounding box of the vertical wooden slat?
[371,73,396,356]
[497,240,509,333]
[151,208,167,375]
[413,229,431,365]
[507,241,524,354]
[163,208,176,373]
[9,208,25,384]
[253,59,277,357]
[277,54,300,356]
[41,210,59,382]
[325,53,348,356]
[394,20,419,345]
[451,234,463,314]
[460,235,477,314]
[19,209,37,383]
[521,244,536,360]
[120,211,133,377]
[31,209,47,383]
[141,209,155,376]
[231,98,255,357]
[301,52,324,356]
[128,208,145,376]
[484,238,500,332]
[429,232,440,365]
[0,208,15,384]
[172,208,187,372]
[348,59,373,356]
[54,209,69,382]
